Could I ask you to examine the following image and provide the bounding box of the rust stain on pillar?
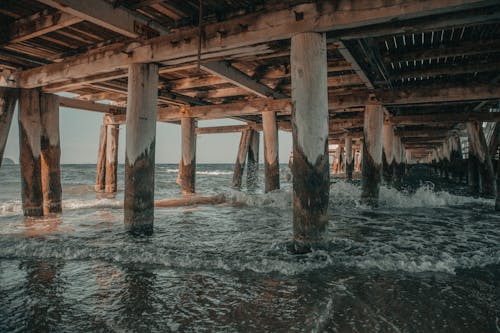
[105,124,119,193]
[263,111,280,192]
[40,93,62,214]
[95,124,107,192]
[180,117,196,194]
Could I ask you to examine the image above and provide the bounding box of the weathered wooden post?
[19,89,43,216]
[361,104,384,206]
[246,129,259,189]
[496,144,500,210]
[232,128,251,189]
[382,122,394,184]
[262,111,280,192]
[345,136,354,180]
[124,63,158,234]
[95,124,107,192]
[105,124,119,193]
[393,135,403,182]
[40,93,62,214]
[0,88,18,168]
[291,32,329,251]
[180,117,196,194]
[466,121,496,197]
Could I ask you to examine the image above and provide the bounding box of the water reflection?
[20,259,66,332]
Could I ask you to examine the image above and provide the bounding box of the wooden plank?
[5,10,82,44]
[36,0,168,38]
[16,0,494,88]
[392,61,500,80]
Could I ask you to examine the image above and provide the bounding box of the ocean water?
[0,163,499,332]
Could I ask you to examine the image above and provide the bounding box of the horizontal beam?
[391,111,500,125]
[15,0,494,88]
[201,61,287,98]
[36,0,168,38]
[392,61,500,80]
[59,96,125,114]
[385,39,500,63]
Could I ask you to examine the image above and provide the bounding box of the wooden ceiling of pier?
[1,0,500,161]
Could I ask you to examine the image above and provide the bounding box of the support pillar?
[180,117,196,194]
[361,104,384,206]
[291,32,329,251]
[40,93,62,214]
[382,122,394,184]
[262,111,280,192]
[19,89,43,216]
[0,88,18,168]
[345,136,354,180]
[95,124,107,192]
[105,124,119,193]
[246,129,259,189]
[467,121,496,197]
[124,63,158,234]
[232,129,252,189]
[393,135,404,182]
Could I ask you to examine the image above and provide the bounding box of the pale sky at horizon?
[3,104,293,165]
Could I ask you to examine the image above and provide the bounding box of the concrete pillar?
[246,129,259,189]
[19,89,43,216]
[180,117,196,194]
[262,111,280,192]
[105,124,119,193]
[382,122,394,183]
[361,104,384,206]
[291,32,329,251]
[345,136,354,180]
[232,128,251,189]
[0,88,18,168]
[40,93,62,214]
[467,121,496,197]
[95,124,107,192]
[124,63,158,234]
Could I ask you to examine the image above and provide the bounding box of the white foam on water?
[197,170,233,175]
[221,189,292,208]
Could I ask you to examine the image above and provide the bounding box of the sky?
[3,104,293,165]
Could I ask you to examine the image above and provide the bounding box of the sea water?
[0,164,499,332]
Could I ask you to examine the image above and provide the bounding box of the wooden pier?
[1,0,500,247]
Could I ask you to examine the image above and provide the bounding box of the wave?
[0,239,498,275]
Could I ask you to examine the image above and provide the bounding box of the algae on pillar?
[180,117,197,194]
[40,93,62,214]
[262,111,280,192]
[361,104,384,206]
[291,32,329,251]
[246,129,260,189]
[0,88,18,168]
[19,89,43,216]
[124,63,158,234]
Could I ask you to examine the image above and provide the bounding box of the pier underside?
[1,0,500,244]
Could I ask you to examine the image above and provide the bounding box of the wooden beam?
[59,96,125,114]
[201,61,287,98]
[385,39,500,63]
[36,0,168,38]
[5,10,82,44]
[16,0,494,88]
[337,41,374,89]
[392,61,500,80]
[391,111,500,125]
